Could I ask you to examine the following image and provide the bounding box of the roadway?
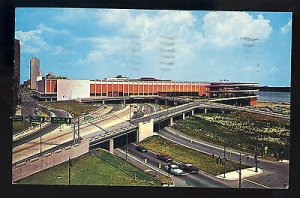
[12,105,134,164]
[13,99,289,188]
[82,94,289,121]
[159,128,289,188]
[119,143,232,188]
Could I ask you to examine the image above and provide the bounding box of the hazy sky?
[15,8,292,86]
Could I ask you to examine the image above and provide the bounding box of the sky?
[15,8,292,86]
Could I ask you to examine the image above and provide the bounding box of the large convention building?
[34,74,259,105]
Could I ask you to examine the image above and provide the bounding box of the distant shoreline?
[259,86,290,92]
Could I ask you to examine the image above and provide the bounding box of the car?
[164,164,184,176]
[135,145,147,152]
[157,153,173,163]
[178,163,199,174]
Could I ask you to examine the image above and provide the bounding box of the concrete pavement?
[216,167,263,181]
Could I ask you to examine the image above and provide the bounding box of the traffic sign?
[51,117,71,124]
[12,115,23,122]
[30,116,45,123]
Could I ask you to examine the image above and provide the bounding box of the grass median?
[173,112,290,160]
[140,136,249,176]
[17,149,160,186]
[40,100,99,117]
[13,121,31,134]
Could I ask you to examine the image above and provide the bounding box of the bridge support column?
[165,100,168,106]
[109,138,114,153]
[170,117,174,126]
[102,100,105,105]
[222,110,225,114]
[204,109,207,114]
[182,113,185,120]
[155,99,158,104]
[191,109,195,116]
[137,119,154,143]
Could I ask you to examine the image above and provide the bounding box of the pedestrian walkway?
[216,167,263,180]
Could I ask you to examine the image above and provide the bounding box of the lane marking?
[242,178,270,188]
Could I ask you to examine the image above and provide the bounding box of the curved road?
[121,143,231,188]
[13,108,69,148]
[159,128,289,188]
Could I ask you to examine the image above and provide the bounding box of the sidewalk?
[216,167,263,181]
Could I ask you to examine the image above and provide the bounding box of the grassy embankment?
[17,149,160,186]
[40,100,99,117]
[159,105,173,110]
[172,112,290,160]
[13,121,31,134]
[140,136,249,175]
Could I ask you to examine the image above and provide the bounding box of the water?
[258,91,290,103]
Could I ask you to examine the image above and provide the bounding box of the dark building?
[13,39,21,114]
[14,39,20,90]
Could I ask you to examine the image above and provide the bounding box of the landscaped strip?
[173,112,290,160]
[16,149,161,186]
[40,100,99,117]
[139,136,249,176]
[13,121,31,134]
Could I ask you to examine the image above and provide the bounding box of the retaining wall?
[12,140,89,182]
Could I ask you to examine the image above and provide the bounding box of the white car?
[165,164,184,176]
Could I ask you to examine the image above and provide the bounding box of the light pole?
[255,134,259,172]
[125,147,129,161]
[223,143,226,178]
[129,104,132,124]
[40,131,42,154]
[239,152,242,188]
[167,161,171,187]
[39,118,42,154]
[68,157,72,185]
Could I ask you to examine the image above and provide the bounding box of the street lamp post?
[39,120,42,155]
[167,162,171,187]
[223,143,226,178]
[255,134,259,172]
[239,152,242,188]
[125,147,129,161]
[40,133,42,154]
[129,104,132,124]
[68,157,72,185]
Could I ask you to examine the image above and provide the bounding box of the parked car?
[135,145,147,153]
[157,153,173,163]
[164,164,184,176]
[178,163,199,174]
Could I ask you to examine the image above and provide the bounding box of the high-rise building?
[13,39,21,114]
[30,57,40,90]
[14,39,20,90]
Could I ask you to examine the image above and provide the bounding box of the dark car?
[135,145,147,152]
[157,153,173,163]
[178,163,199,174]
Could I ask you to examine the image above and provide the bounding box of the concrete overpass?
[12,96,289,167]
[86,99,289,153]
[79,94,261,107]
